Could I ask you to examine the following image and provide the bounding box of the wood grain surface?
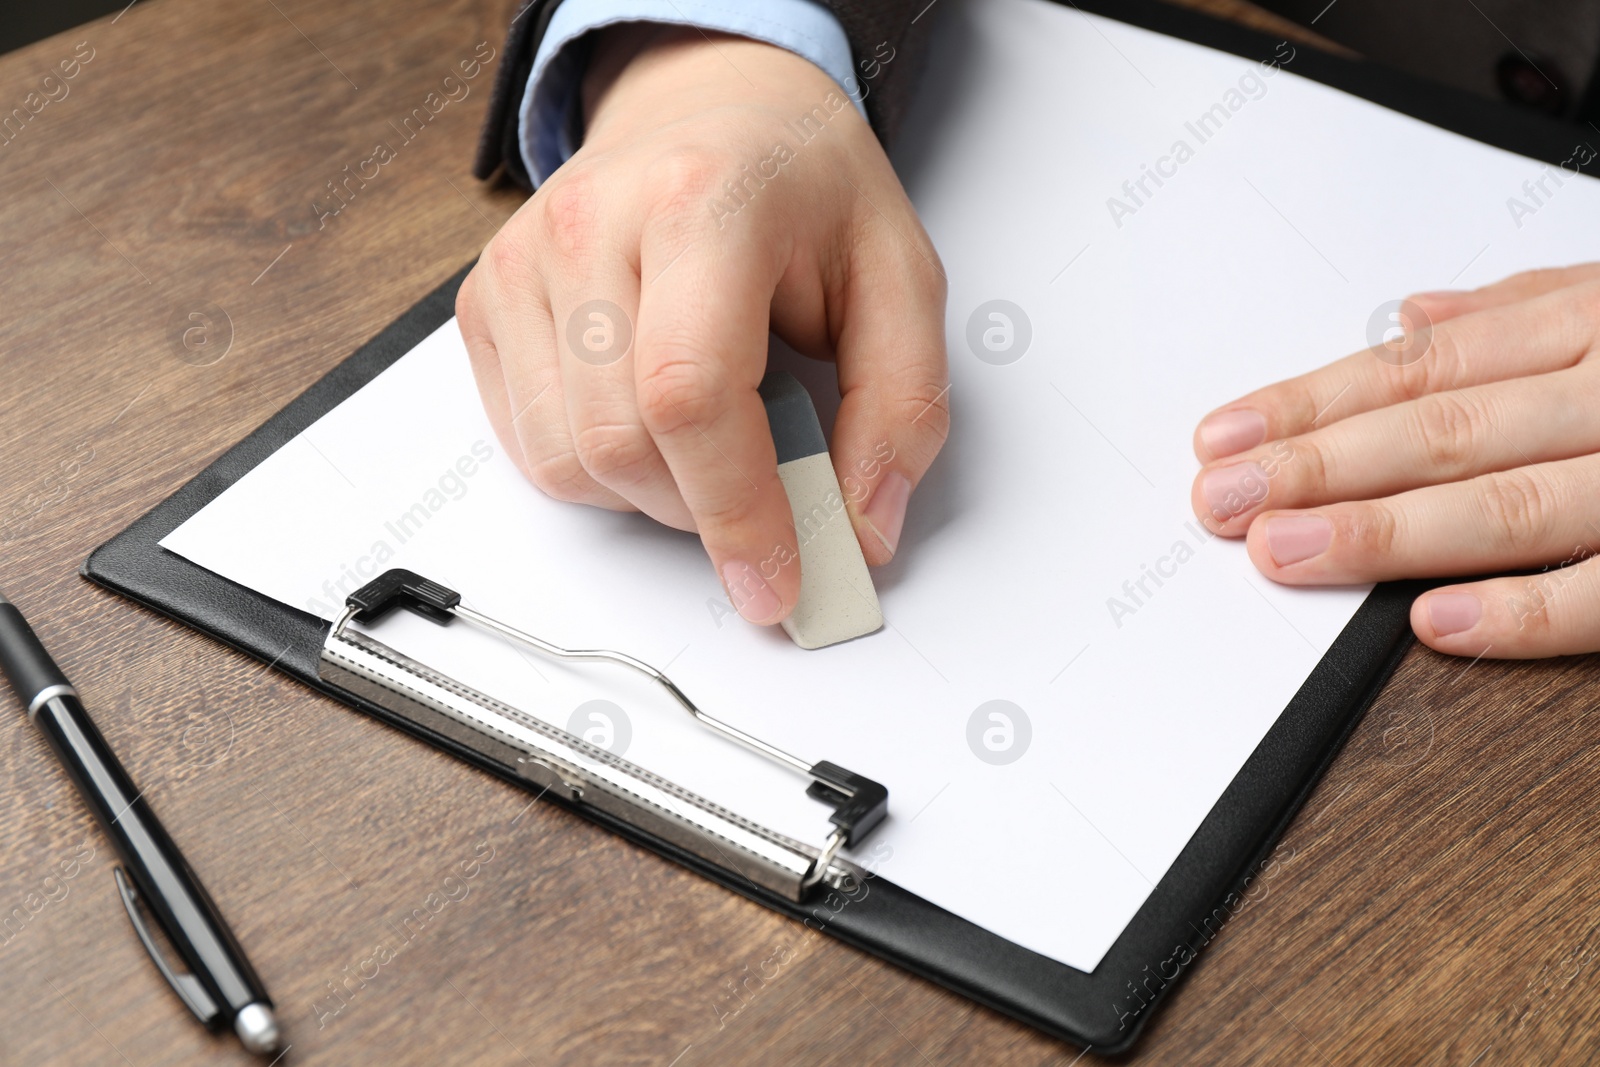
[0,0,1590,1064]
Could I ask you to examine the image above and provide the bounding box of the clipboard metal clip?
[318,569,888,902]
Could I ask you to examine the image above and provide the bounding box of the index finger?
[1194,279,1600,461]
[829,209,949,566]
[634,228,799,626]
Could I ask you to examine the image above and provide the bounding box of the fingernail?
[1199,409,1267,458]
[720,560,784,624]
[1202,462,1270,522]
[864,472,911,557]
[1264,515,1332,566]
[1428,592,1482,636]
[1411,289,1465,301]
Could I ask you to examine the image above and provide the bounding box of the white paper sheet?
[160,0,1600,971]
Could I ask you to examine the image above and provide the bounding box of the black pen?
[0,590,280,1055]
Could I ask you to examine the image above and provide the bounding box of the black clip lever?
[345,569,461,625]
[807,761,889,846]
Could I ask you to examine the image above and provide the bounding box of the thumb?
[829,224,950,566]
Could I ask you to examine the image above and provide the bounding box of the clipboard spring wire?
[323,569,887,899]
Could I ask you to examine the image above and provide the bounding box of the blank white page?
[161,0,1600,972]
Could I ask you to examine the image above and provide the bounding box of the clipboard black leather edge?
[83,0,1579,1050]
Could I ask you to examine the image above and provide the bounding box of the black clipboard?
[84,0,1577,1050]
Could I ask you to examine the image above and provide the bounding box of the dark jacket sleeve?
[472,0,937,189]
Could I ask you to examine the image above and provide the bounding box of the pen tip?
[234,1003,281,1055]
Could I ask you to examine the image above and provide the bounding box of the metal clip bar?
[320,625,822,898]
[322,569,894,898]
[331,570,890,849]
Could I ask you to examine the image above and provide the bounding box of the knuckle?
[484,229,540,291]
[908,238,948,291]
[877,362,951,449]
[455,270,492,350]
[1505,574,1558,639]
[572,420,656,484]
[1396,320,1466,401]
[647,147,724,219]
[455,266,480,317]
[858,216,947,296]
[1477,469,1556,553]
[527,450,598,503]
[1569,280,1600,330]
[689,486,764,533]
[1505,267,1572,295]
[1263,380,1321,435]
[1410,392,1482,476]
[904,384,951,449]
[537,172,603,261]
[1345,500,1400,559]
[1284,434,1330,497]
[637,348,726,434]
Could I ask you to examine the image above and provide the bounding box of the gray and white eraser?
[759,372,884,650]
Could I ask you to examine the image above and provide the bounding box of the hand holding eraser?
[759,372,885,650]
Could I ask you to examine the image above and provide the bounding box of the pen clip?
[113,866,222,1028]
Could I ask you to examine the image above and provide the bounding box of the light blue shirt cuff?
[516,0,859,185]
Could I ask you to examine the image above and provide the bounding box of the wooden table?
[0,0,1591,1063]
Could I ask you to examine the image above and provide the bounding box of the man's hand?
[1191,264,1600,658]
[457,26,949,625]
